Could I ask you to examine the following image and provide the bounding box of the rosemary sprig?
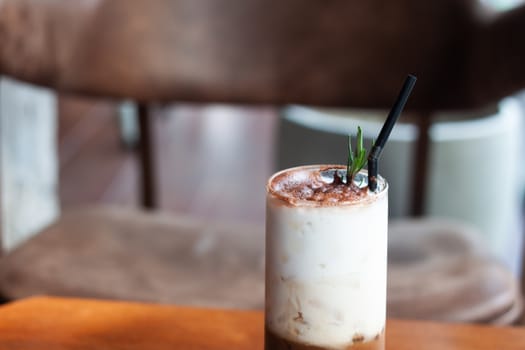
[347,126,367,186]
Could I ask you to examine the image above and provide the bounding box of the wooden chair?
[388,219,522,325]
[1,0,525,321]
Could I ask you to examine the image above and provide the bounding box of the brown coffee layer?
[268,165,370,206]
[265,327,384,350]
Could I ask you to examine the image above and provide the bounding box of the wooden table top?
[0,296,524,349]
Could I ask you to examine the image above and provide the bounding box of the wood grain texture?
[1,0,525,110]
[0,296,524,349]
[387,219,522,324]
[0,206,265,309]
[0,210,520,324]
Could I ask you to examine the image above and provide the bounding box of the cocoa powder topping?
[268,165,377,206]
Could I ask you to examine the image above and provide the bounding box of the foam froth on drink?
[268,165,385,206]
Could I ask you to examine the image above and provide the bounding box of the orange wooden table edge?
[0,296,524,349]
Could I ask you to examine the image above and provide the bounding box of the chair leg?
[137,104,157,209]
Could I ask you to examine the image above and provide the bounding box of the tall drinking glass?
[265,165,388,350]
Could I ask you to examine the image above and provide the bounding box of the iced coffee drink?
[265,165,388,350]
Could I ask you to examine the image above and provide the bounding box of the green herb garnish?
[347,126,367,186]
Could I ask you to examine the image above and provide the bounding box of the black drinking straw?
[368,75,417,191]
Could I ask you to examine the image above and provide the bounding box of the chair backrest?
[1,0,525,111]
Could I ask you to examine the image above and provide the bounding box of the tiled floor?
[58,96,278,227]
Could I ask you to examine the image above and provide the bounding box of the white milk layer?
[265,186,388,349]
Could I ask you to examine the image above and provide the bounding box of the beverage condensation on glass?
[265,165,388,350]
